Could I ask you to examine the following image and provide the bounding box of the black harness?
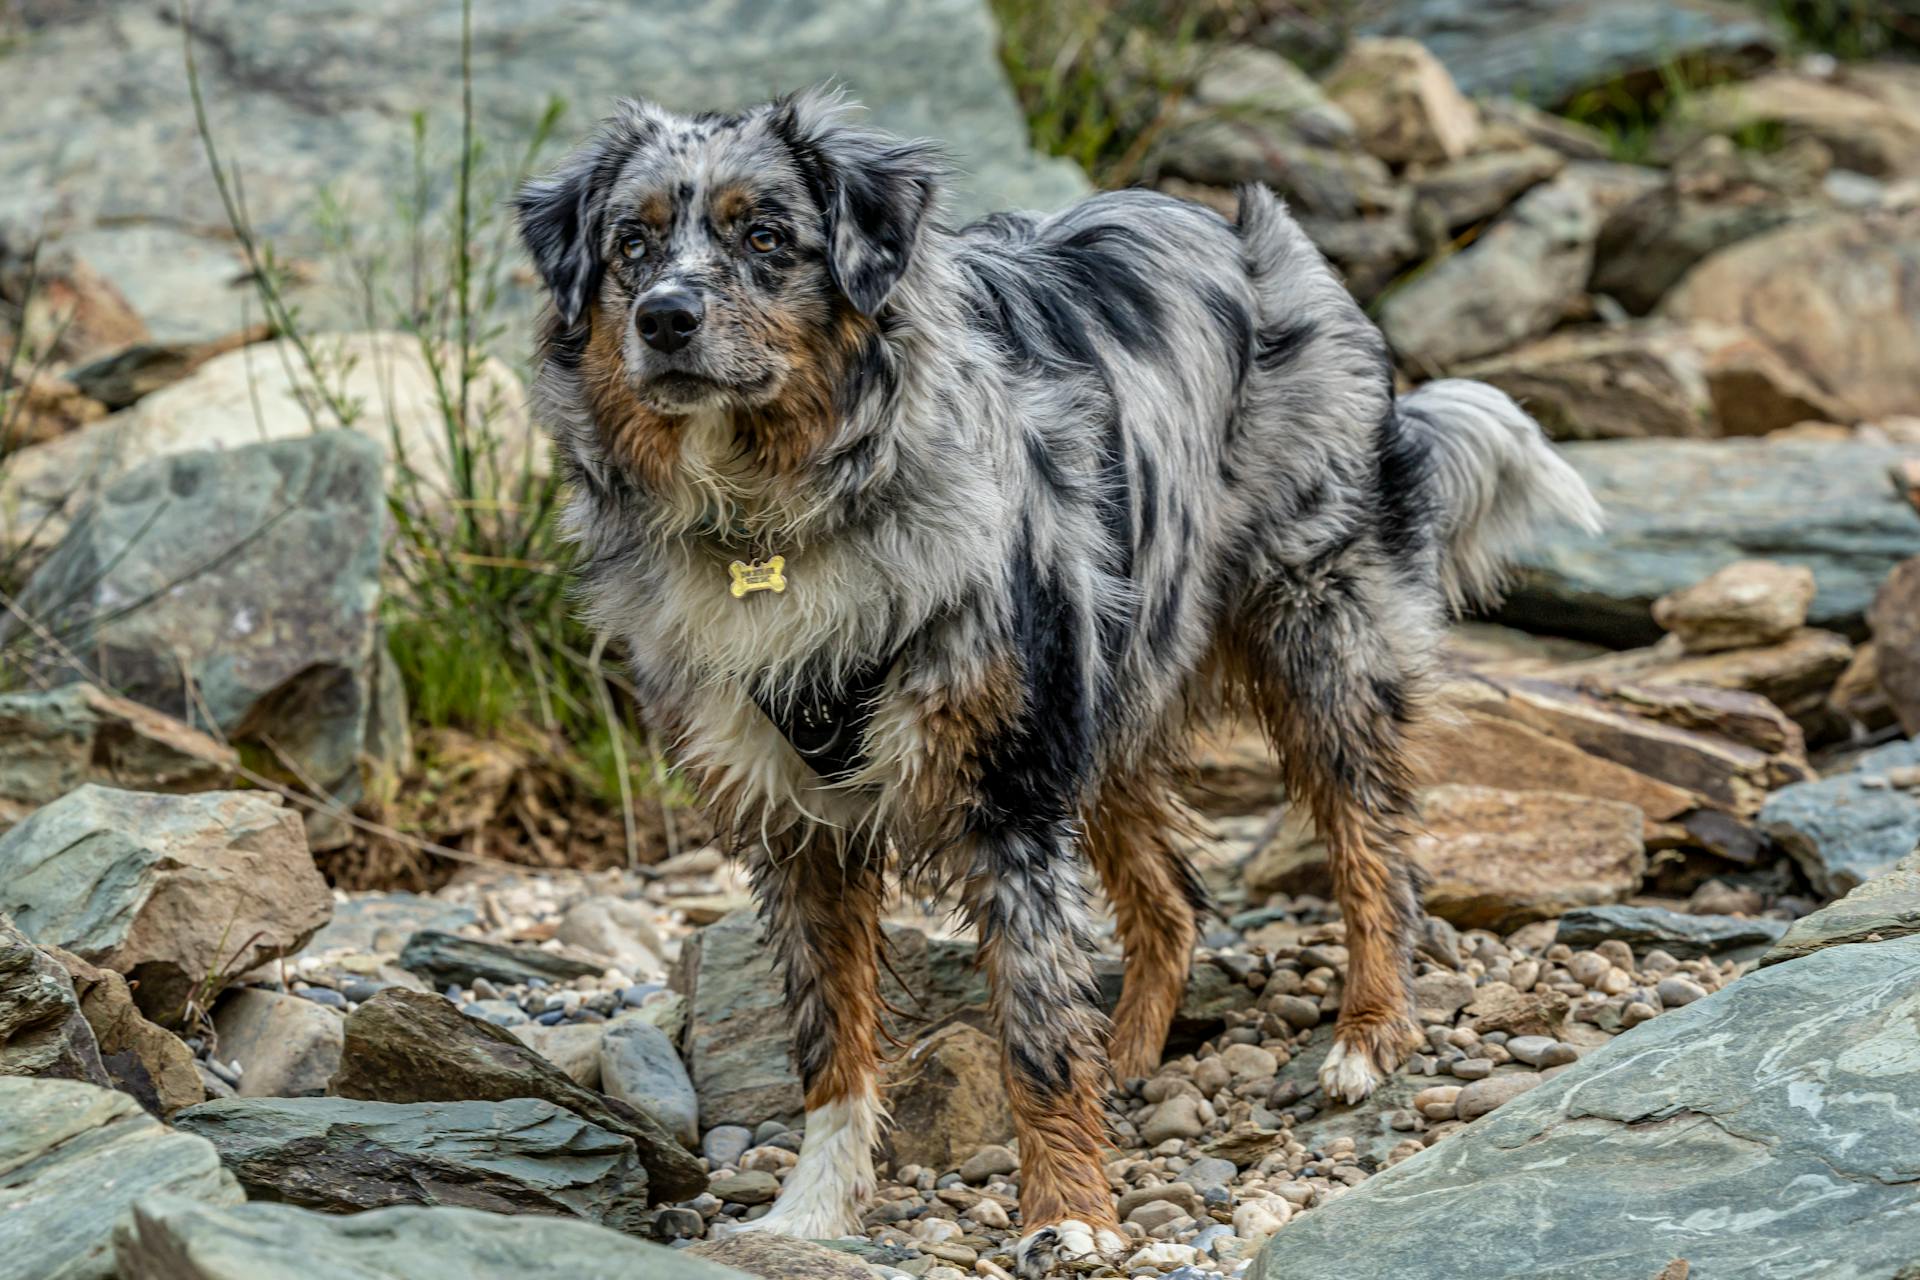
[748,653,897,783]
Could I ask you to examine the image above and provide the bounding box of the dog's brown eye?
[620,235,647,260]
[746,226,783,254]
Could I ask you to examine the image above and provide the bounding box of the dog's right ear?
[515,106,650,329]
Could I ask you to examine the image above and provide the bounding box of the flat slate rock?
[1762,849,1920,967]
[0,913,109,1086]
[397,930,604,988]
[1554,905,1786,960]
[1252,936,1920,1280]
[113,1196,753,1280]
[0,1078,242,1280]
[173,1096,651,1232]
[1500,440,1920,646]
[1760,738,1920,898]
[0,0,1085,345]
[329,988,705,1203]
[306,892,479,956]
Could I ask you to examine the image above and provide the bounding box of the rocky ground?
[5,1,1920,1279]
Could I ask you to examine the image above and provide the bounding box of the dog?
[515,87,1601,1273]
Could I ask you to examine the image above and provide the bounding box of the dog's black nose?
[636,290,703,353]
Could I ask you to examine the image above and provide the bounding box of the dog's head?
[516,88,944,418]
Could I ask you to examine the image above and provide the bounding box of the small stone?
[1657,977,1710,1008]
[1128,1199,1189,1232]
[958,1144,1017,1184]
[1269,995,1321,1030]
[702,1124,753,1168]
[1218,1042,1279,1081]
[211,988,343,1098]
[753,1119,788,1144]
[969,1197,1010,1229]
[1139,1095,1206,1145]
[1653,560,1815,654]
[653,1206,704,1239]
[1456,1073,1543,1120]
[708,1169,780,1205]
[1231,1197,1291,1244]
[1621,1000,1659,1028]
[1183,1156,1237,1199]
[1449,1057,1494,1080]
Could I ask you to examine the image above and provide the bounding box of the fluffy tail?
[1396,379,1604,614]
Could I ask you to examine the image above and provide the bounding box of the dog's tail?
[1396,379,1603,614]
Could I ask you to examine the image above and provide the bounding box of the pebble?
[341,980,383,1004]
[1449,1057,1493,1080]
[1269,994,1322,1030]
[652,1207,703,1239]
[1125,1242,1201,1270]
[968,1198,1010,1229]
[1456,1073,1544,1120]
[753,1119,789,1144]
[1139,1095,1206,1144]
[702,1125,753,1168]
[958,1144,1017,1184]
[464,999,529,1027]
[1127,1200,1189,1232]
[1657,976,1709,1007]
[295,986,348,1009]
[1183,1156,1237,1199]
[471,977,503,1000]
[708,1170,780,1205]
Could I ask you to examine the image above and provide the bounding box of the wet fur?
[518,88,1601,1252]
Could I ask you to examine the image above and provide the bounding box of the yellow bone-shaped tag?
[728,555,787,599]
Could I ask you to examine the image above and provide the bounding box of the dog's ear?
[774,87,945,316]
[515,104,652,328]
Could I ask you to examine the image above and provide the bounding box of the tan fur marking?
[736,307,874,477]
[798,863,888,1110]
[710,184,753,225]
[637,190,672,231]
[582,317,683,489]
[896,657,1020,844]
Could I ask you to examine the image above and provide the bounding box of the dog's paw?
[722,1200,862,1241]
[1317,1019,1419,1105]
[1014,1219,1126,1279]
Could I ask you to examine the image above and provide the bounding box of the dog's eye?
[620,235,647,261]
[746,226,783,254]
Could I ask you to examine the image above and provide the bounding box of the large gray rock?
[0,787,332,1025]
[0,684,235,834]
[113,1196,752,1280]
[1502,440,1920,647]
[0,1078,242,1280]
[1362,0,1782,107]
[7,433,388,839]
[209,989,344,1098]
[1252,935,1920,1280]
[599,1019,698,1150]
[1554,905,1786,960]
[398,930,605,989]
[0,914,109,1086]
[1760,739,1920,899]
[0,0,1084,346]
[1762,849,1920,967]
[173,1096,652,1231]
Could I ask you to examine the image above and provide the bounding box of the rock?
[306,892,479,955]
[599,1018,697,1149]
[1652,560,1816,653]
[1664,211,1920,422]
[211,988,344,1099]
[1412,971,1477,1023]
[1761,739,1920,898]
[64,324,273,411]
[0,684,237,833]
[708,1169,780,1205]
[1451,324,1711,442]
[1183,43,1356,149]
[1659,71,1920,180]
[512,1021,605,1089]
[1139,1094,1208,1145]
[112,1196,746,1280]
[1868,556,1920,736]
[397,931,605,989]
[1361,0,1781,107]
[0,787,331,1024]
[1412,145,1564,231]
[0,371,106,448]
[1560,630,1852,742]
[0,0,1082,350]
[1696,327,1849,437]
[1452,1072,1543,1121]
[1295,196,1421,301]
[1323,38,1480,166]
[1555,906,1786,960]
[0,233,149,365]
[329,988,706,1203]
[883,1023,1015,1174]
[1655,976,1709,1008]
[1155,125,1400,221]
[1379,175,1595,370]
[1502,439,1920,646]
[1257,936,1920,1277]
[0,1078,241,1280]
[48,946,204,1116]
[1407,786,1646,930]
[702,1125,753,1169]
[686,1234,879,1278]
[1463,983,1571,1039]
[173,1095,651,1231]
[1762,850,1920,966]
[0,914,109,1086]
[4,434,390,837]
[553,897,666,976]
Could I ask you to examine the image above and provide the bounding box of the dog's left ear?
[515,104,654,328]
[775,89,945,316]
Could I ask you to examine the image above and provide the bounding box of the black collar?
[749,653,896,783]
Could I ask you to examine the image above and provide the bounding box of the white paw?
[1317,1038,1383,1105]
[723,1200,863,1241]
[1014,1219,1127,1278]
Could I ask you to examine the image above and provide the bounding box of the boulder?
[1652,559,1816,653]
[1760,739,1920,898]
[1553,629,1851,741]
[112,1196,749,1280]
[1379,175,1595,370]
[329,988,706,1203]
[49,947,204,1116]
[0,787,331,1024]
[64,324,274,411]
[1411,145,1564,231]
[1868,556,1920,736]
[0,1079,241,1280]
[1407,786,1646,930]
[0,684,236,834]
[210,988,344,1098]
[397,931,605,989]
[1664,211,1920,422]
[1553,905,1786,959]
[0,914,109,1086]
[685,1235,881,1279]
[1451,325,1713,441]
[5,433,390,838]
[598,1018,698,1149]
[882,1023,1016,1174]
[1361,0,1781,107]
[1323,38,1480,165]
[1658,71,1920,179]
[1155,125,1400,221]
[0,233,149,366]
[1501,439,1920,646]
[1251,936,1920,1280]
[173,1096,652,1231]
[1761,850,1920,967]
[1183,43,1356,149]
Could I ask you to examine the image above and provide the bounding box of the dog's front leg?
[733,830,888,1239]
[962,817,1125,1278]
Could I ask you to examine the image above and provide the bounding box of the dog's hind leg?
[1235,559,1431,1104]
[962,817,1126,1278]
[734,828,888,1239]
[1083,776,1204,1083]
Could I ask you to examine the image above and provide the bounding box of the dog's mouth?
[641,368,776,412]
